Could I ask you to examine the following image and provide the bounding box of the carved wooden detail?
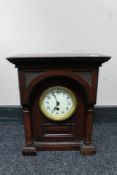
[74,71,92,86]
[25,72,42,87]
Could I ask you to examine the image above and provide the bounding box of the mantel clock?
[7,53,110,155]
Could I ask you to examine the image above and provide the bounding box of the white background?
[0,0,117,105]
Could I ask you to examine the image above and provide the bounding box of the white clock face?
[39,86,77,121]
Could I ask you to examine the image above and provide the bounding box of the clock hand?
[52,93,58,102]
[51,92,61,113]
[57,101,60,105]
[52,102,60,112]
[52,93,60,106]
[52,99,60,112]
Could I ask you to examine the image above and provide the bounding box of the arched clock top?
[24,71,93,105]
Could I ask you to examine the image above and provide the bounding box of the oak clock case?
[7,53,110,156]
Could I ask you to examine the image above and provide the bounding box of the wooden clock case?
[7,53,110,155]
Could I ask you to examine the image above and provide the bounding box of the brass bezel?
[39,86,77,121]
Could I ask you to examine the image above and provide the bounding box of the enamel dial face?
[39,86,77,121]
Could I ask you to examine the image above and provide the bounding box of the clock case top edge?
[7,54,111,68]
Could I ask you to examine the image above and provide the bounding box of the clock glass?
[39,86,77,121]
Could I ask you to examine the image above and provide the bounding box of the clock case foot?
[80,144,96,155]
[22,145,37,156]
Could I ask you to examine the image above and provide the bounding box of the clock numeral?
[47,106,50,110]
[51,91,55,96]
[56,90,61,94]
[47,96,51,99]
[56,112,59,115]
[45,101,49,104]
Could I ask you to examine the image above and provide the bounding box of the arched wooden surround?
[26,73,86,150]
[23,71,93,106]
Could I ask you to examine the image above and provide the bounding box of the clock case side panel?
[18,69,34,149]
[18,69,25,105]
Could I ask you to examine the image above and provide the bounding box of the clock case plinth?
[7,54,110,156]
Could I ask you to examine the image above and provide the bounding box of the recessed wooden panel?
[42,124,75,138]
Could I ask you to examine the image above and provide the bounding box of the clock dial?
[39,86,77,121]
